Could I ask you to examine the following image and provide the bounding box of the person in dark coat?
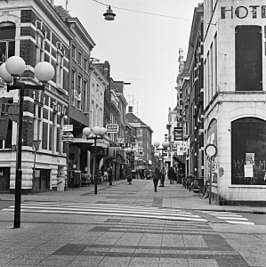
[107,166,112,185]
[160,167,166,187]
[153,167,160,192]
[168,166,176,184]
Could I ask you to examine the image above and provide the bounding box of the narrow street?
[0,179,265,267]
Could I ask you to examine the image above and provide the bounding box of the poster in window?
[245,153,255,165]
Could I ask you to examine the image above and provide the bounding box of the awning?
[72,138,109,153]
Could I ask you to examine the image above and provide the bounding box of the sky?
[54,0,201,143]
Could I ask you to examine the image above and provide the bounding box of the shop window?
[231,117,266,185]
[235,26,262,91]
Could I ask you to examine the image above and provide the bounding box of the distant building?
[126,106,153,169]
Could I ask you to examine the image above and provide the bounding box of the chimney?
[128,106,133,113]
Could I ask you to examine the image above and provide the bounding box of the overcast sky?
[54,0,201,144]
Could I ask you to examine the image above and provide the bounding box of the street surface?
[0,179,266,266]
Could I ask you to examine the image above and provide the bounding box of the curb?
[192,208,266,214]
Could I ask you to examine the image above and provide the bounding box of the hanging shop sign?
[62,132,74,143]
[106,124,119,133]
[63,124,73,132]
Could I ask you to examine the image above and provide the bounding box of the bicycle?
[198,180,210,199]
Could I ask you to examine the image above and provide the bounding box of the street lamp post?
[154,141,170,168]
[83,126,107,194]
[0,56,54,228]
[125,146,136,182]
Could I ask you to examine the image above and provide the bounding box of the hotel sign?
[221,5,266,19]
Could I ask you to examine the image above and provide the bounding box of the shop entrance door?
[0,167,10,192]
[33,169,50,192]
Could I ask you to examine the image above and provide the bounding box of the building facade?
[126,107,153,171]
[0,0,71,192]
[203,0,266,204]
[182,4,204,181]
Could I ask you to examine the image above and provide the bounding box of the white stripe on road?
[199,211,254,225]
[225,220,255,225]
[2,204,208,222]
[216,216,249,221]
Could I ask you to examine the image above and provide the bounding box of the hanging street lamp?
[103,5,116,21]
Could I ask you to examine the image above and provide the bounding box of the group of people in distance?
[152,166,177,192]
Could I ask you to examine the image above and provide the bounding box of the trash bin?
[57,176,66,191]
[198,176,204,188]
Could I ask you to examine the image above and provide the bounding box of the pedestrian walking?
[160,167,166,187]
[95,166,102,183]
[153,167,160,192]
[107,166,112,185]
[168,166,176,184]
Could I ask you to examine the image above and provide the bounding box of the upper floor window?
[235,26,262,91]
[82,79,88,112]
[0,22,15,64]
[56,42,65,89]
[72,44,76,61]
[78,51,82,66]
[71,68,76,105]
[76,74,82,109]
[83,57,88,72]
[35,20,46,63]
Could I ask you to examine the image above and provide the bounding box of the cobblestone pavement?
[0,179,265,266]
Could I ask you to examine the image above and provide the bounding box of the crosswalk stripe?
[216,216,249,221]
[225,220,254,225]
[199,210,254,225]
[1,203,208,223]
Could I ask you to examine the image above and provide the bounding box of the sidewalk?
[0,179,266,267]
[0,179,265,214]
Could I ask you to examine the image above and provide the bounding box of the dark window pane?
[8,41,15,58]
[231,118,266,185]
[42,122,48,149]
[0,23,15,39]
[0,42,6,63]
[235,26,262,91]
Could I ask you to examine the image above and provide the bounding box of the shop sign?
[62,132,74,142]
[106,124,119,133]
[174,127,183,141]
[117,137,124,145]
[63,124,73,132]
[221,5,266,20]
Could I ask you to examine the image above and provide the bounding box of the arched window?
[0,22,15,64]
[231,117,266,185]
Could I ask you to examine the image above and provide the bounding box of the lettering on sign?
[63,124,73,132]
[221,5,266,19]
[62,132,74,143]
[106,124,119,133]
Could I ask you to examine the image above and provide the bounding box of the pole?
[209,157,212,205]
[32,146,37,192]
[93,136,97,194]
[14,87,24,228]
[65,143,69,191]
